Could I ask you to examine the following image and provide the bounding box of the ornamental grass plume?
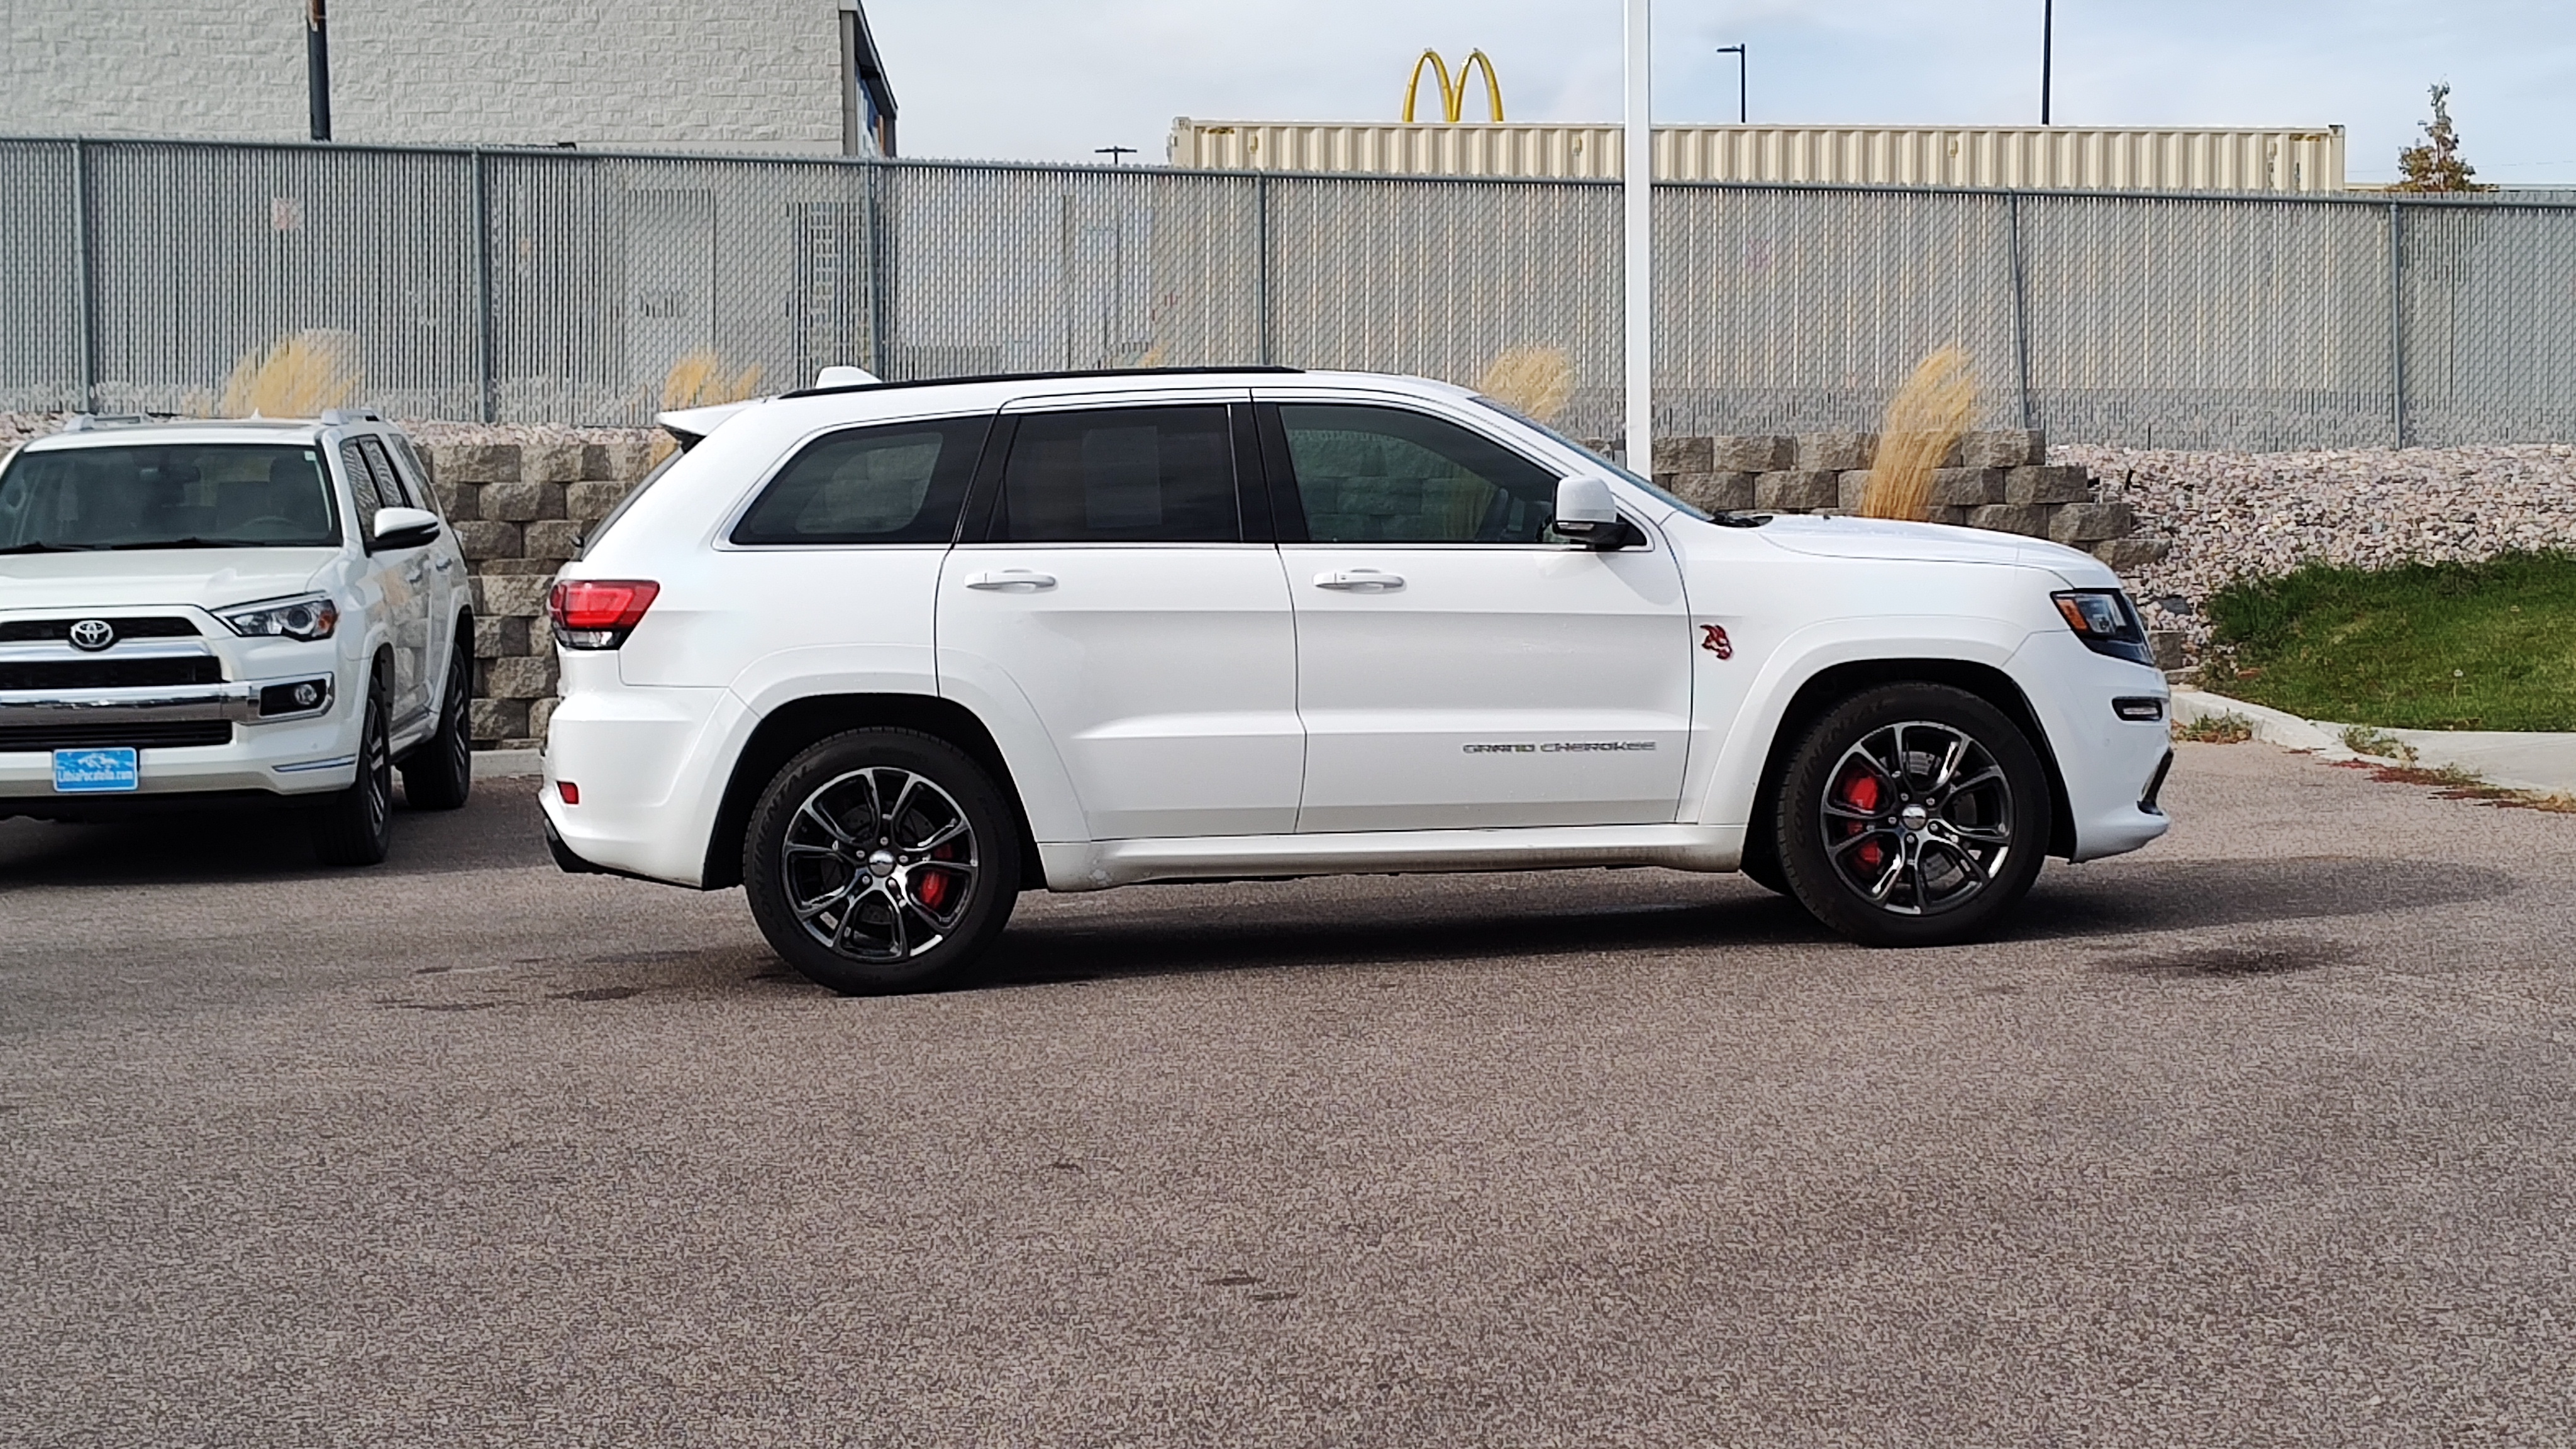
[649,350,769,464]
[1858,346,1977,521]
[659,350,765,410]
[216,330,363,418]
[1477,345,1575,424]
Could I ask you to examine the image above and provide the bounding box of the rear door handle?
[964,570,1057,591]
[1313,569,1404,591]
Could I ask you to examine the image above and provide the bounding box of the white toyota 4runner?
[545,368,2172,991]
[0,412,475,863]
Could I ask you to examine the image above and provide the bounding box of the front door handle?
[1313,569,1404,591]
[964,570,1057,591]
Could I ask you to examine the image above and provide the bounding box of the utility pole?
[306,0,332,141]
[2040,0,2053,125]
[1716,45,1745,125]
[1094,146,1136,165]
[1623,0,1652,473]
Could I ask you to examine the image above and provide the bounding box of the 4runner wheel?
[399,633,474,811]
[1774,683,2050,947]
[311,670,394,867]
[743,729,1021,994]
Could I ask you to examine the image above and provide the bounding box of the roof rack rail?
[779,364,1303,401]
[318,407,384,426]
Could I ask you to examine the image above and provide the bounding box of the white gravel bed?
[2067,443,2576,645]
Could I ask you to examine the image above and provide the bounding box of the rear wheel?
[399,632,474,811]
[311,670,394,867]
[743,729,1020,994]
[1774,683,2050,947]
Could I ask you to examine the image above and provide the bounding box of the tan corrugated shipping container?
[1168,121,2346,194]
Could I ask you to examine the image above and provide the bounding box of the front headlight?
[2051,589,2153,665]
[217,592,339,641]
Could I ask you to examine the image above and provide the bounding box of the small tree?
[2393,83,2490,193]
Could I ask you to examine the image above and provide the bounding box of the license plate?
[52,747,139,793]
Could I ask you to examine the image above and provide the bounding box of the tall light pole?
[306,0,331,142]
[1716,44,1745,125]
[2040,0,2053,125]
[1623,0,1652,473]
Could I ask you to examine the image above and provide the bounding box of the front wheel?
[399,633,474,811]
[743,729,1021,995]
[1774,683,2050,947]
[311,671,394,867]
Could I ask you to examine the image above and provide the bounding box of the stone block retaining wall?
[1636,429,2174,574]
[416,438,659,748]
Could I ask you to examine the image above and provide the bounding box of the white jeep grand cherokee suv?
[545,367,2171,991]
[0,411,474,863]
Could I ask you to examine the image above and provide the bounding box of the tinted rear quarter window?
[732,416,988,545]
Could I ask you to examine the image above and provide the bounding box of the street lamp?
[1623,0,1651,472]
[1715,44,1746,125]
[1094,146,1136,165]
[2040,0,2054,125]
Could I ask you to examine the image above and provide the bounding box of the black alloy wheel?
[1774,683,2050,947]
[399,633,475,811]
[312,669,395,867]
[743,728,1021,994]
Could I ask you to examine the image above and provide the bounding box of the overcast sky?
[868,0,2576,183]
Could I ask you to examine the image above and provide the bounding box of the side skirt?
[1038,824,1746,892]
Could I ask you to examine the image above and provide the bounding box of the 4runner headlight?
[218,593,339,641]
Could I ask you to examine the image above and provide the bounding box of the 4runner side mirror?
[1552,476,1636,549]
[372,506,443,551]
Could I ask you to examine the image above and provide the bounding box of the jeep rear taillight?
[549,579,659,649]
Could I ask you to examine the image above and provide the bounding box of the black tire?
[312,669,394,867]
[743,728,1021,995]
[1774,683,2050,947]
[399,631,474,811]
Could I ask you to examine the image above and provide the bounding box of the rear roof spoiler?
[655,400,759,450]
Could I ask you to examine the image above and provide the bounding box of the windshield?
[0,442,341,552]
[1468,396,1716,521]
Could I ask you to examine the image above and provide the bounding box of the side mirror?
[1552,476,1635,549]
[372,505,443,551]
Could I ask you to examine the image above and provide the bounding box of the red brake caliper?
[1838,769,1886,872]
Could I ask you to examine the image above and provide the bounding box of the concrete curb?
[471,748,543,779]
[2172,687,2576,796]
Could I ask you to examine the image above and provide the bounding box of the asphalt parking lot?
[6,742,2575,1447]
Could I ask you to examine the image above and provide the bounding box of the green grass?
[2204,552,2576,731]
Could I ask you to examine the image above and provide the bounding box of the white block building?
[0,0,897,155]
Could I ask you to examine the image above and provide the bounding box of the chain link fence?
[6,136,2573,450]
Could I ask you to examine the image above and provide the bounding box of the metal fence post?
[866,160,897,378]
[2389,200,2406,448]
[72,139,96,414]
[472,147,495,423]
[1255,171,1272,367]
[2007,189,2034,432]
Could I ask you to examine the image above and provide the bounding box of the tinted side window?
[732,416,987,546]
[357,437,414,509]
[338,440,385,539]
[994,406,1239,543]
[1276,404,1561,544]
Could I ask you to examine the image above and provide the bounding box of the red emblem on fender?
[1699,623,1733,659]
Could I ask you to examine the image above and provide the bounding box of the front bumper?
[2009,628,2175,862]
[0,674,358,804]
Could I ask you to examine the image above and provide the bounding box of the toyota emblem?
[67,618,116,652]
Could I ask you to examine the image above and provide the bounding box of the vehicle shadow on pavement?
[2002,855,2514,942]
[967,854,2517,990]
[0,787,553,887]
